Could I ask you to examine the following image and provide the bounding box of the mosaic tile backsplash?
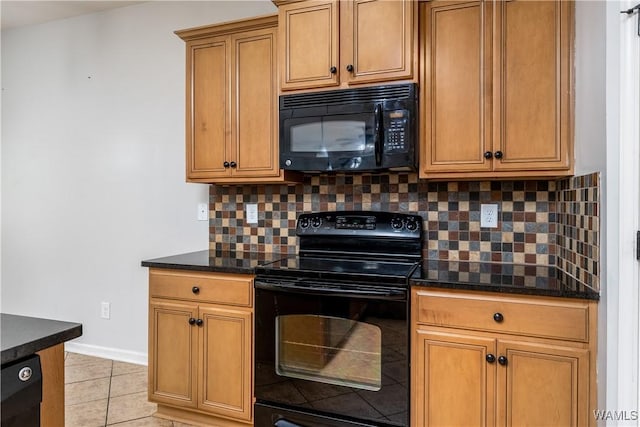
[556,173,600,290]
[209,172,600,291]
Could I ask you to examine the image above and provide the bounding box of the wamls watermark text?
[593,410,639,421]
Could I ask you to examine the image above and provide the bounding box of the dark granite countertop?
[411,260,600,300]
[1,314,83,365]
[141,249,286,275]
[141,251,600,301]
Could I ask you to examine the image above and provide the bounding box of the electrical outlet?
[480,204,499,228]
[101,302,111,319]
[197,203,208,221]
[246,203,258,224]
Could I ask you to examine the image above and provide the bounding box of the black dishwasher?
[1,354,42,427]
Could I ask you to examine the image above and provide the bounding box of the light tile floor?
[64,352,197,427]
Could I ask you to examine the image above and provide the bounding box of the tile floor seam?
[104,361,114,427]
[106,414,160,426]
[66,375,112,385]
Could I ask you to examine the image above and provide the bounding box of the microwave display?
[279,83,417,173]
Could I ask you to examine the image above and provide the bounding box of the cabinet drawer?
[414,290,590,342]
[150,269,252,307]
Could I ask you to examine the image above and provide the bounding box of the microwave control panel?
[384,110,409,153]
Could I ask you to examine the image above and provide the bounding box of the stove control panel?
[336,215,376,230]
[296,211,423,237]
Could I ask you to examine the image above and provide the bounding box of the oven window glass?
[275,314,382,391]
[290,121,367,154]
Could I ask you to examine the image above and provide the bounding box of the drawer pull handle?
[192,286,200,294]
[486,354,496,363]
[188,317,196,325]
[498,355,508,366]
[493,312,504,323]
[196,318,204,326]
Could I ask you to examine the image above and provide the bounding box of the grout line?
[103,360,114,427]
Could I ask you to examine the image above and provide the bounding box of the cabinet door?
[496,340,590,427]
[492,0,573,172]
[279,0,339,90]
[148,300,198,408]
[186,36,231,180]
[231,27,280,178]
[343,0,416,85]
[419,0,492,176]
[413,328,496,427]
[198,305,253,421]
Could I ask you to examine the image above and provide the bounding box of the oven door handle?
[274,419,306,427]
[254,280,406,300]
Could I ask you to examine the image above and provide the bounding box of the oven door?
[254,280,408,427]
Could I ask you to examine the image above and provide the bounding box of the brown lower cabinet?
[411,288,597,427]
[148,269,253,426]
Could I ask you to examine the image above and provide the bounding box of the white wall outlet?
[480,204,499,228]
[246,203,258,224]
[197,203,208,221]
[101,302,111,319]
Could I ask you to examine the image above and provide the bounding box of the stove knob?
[299,217,309,229]
[406,219,419,231]
[311,217,323,228]
[391,217,404,230]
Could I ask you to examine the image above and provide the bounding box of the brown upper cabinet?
[274,0,418,91]
[420,0,574,179]
[176,15,299,184]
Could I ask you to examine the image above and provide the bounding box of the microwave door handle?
[374,103,384,166]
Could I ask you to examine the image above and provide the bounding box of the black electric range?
[254,211,423,427]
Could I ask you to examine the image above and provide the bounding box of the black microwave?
[279,83,417,173]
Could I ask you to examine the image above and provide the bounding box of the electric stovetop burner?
[256,256,420,285]
[255,210,424,286]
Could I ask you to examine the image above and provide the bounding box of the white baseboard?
[64,342,147,366]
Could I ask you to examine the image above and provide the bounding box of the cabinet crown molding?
[272,0,305,6]
[175,13,278,41]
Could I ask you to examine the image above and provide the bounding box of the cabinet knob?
[494,151,504,159]
[223,161,230,168]
[192,286,200,294]
[486,354,496,363]
[498,355,508,366]
[188,317,196,325]
[330,66,337,74]
[484,151,493,159]
[196,318,204,326]
[230,161,237,168]
[493,312,504,323]
[346,64,354,72]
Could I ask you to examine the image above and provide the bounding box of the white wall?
[574,0,607,177]
[574,0,609,416]
[1,1,277,363]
